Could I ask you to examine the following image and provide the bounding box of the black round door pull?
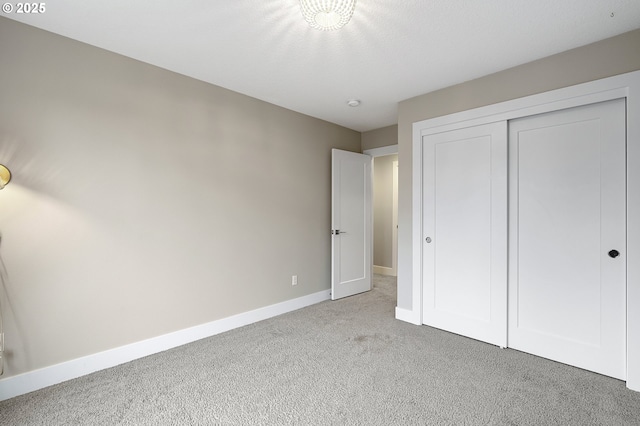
[608,250,620,258]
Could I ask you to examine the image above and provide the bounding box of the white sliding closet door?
[508,99,626,379]
[422,122,507,347]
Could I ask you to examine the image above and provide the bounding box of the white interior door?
[508,99,626,379]
[331,149,372,300]
[422,122,508,347]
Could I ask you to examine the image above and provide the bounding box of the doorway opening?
[365,145,398,277]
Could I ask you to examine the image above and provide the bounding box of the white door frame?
[364,145,399,278]
[392,160,398,277]
[410,70,640,391]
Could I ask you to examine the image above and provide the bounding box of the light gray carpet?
[1,274,639,425]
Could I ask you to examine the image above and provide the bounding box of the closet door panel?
[508,99,626,379]
[422,122,507,347]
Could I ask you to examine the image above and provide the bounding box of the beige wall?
[396,29,640,309]
[362,125,398,151]
[0,18,360,378]
[373,154,397,269]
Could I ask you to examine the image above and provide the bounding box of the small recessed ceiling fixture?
[0,164,11,190]
[347,99,361,107]
[300,0,357,31]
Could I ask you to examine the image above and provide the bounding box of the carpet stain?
[351,333,393,354]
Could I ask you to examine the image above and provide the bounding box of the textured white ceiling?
[4,0,640,131]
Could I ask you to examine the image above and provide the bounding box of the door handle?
[608,249,620,258]
[332,230,347,235]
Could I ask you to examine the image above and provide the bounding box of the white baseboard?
[373,265,396,276]
[395,306,421,325]
[0,289,331,401]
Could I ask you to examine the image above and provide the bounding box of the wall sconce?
[0,164,11,189]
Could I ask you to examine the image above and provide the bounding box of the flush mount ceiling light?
[0,165,10,190]
[347,99,361,107]
[300,0,357,31]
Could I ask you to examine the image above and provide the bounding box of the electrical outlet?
[291,275,298,286]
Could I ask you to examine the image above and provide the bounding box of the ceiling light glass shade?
[0,164,11,189]
[300,0,356,31]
